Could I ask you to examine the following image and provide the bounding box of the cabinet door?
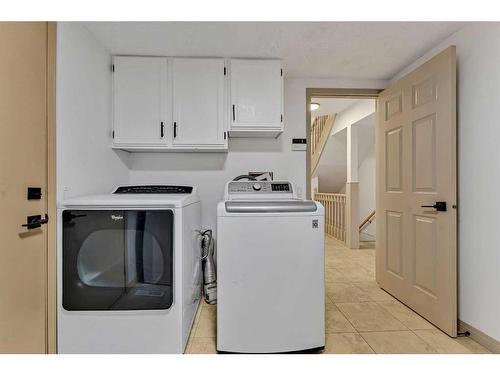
[230,59,283,129]
[113,56,168,146]
[171,58,226,147]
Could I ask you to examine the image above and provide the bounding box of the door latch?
[21,214,49,229]
[421,202,447,212]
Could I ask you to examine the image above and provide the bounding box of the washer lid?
[60,186,199,208]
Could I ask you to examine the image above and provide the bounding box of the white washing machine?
[57,185,201,353]
[217,180,325,353]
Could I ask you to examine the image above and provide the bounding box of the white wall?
[393,23,500,341]
[57,22,130,203]
[128,139,293,231]
[357,115,376,240]
[331,99,376,135]
[316,100,377,194]
[128,78,386,232]
[358,148,376,240]
[56,23,386,235]
[314,130,347,192]
[311,176,319,195]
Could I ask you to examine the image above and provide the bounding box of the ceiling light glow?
[310,102,320,111]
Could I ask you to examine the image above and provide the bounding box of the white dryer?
[217,180,325,353]
[57,185,201,353]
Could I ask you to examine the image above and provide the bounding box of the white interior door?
[171,58,226,146]
[113,56,168,146]
[230,59,283,128]
[376,46,457,336]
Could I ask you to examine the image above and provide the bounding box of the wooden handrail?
[359,210,376,231]
[311,114,336,175]
[311,115,330,155]
[314,192,347,243]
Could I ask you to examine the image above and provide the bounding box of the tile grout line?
[358,330,439,355]
[374,299,445,335]
[326,240,379,352]
[332,300,377,353]
[372,300,414,331]
[357,332,377,354]
[326,239,486,354]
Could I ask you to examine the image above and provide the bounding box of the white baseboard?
[458,320,500,354]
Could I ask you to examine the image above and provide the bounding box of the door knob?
[21,214,49,229]
[421,202,447,212]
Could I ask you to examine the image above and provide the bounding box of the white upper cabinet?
[171,58,227,150]
[112,56,227,152]
[229,59,283,137]
[112,56,284,150]
[112,56,169,147]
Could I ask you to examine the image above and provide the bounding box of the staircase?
[311,114,336,175]
[314,191,347,242]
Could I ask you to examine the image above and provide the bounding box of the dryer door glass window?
[62,209,174,310]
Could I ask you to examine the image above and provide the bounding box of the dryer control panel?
[113,185,193,194]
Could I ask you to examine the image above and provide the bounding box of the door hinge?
[112,64,115,72]
[224,131,227,140]
[112,131,115,139]
[173,122,177,138]
[280,68,283,76]
[224,67,227,75]
[281,114,283,122]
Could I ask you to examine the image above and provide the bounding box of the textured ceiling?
[82,21,467,79]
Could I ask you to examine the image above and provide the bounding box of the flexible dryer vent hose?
[200,229,217,305]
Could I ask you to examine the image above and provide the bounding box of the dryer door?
[62,209,174,310]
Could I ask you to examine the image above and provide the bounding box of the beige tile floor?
[185,237,490,354]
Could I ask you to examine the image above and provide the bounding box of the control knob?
[252,183,262,191]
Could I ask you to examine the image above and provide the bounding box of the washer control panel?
[228,181,292,194]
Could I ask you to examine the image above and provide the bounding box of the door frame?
[305,88,382,200]
[46,22,57,354]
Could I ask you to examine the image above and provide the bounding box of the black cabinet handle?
[160,122,164,138]
[421,202,447,212]
[232,105,235,122]
[173,122,177,138]
[22,214,49,229]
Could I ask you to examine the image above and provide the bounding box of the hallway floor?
[186,237,490,354]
